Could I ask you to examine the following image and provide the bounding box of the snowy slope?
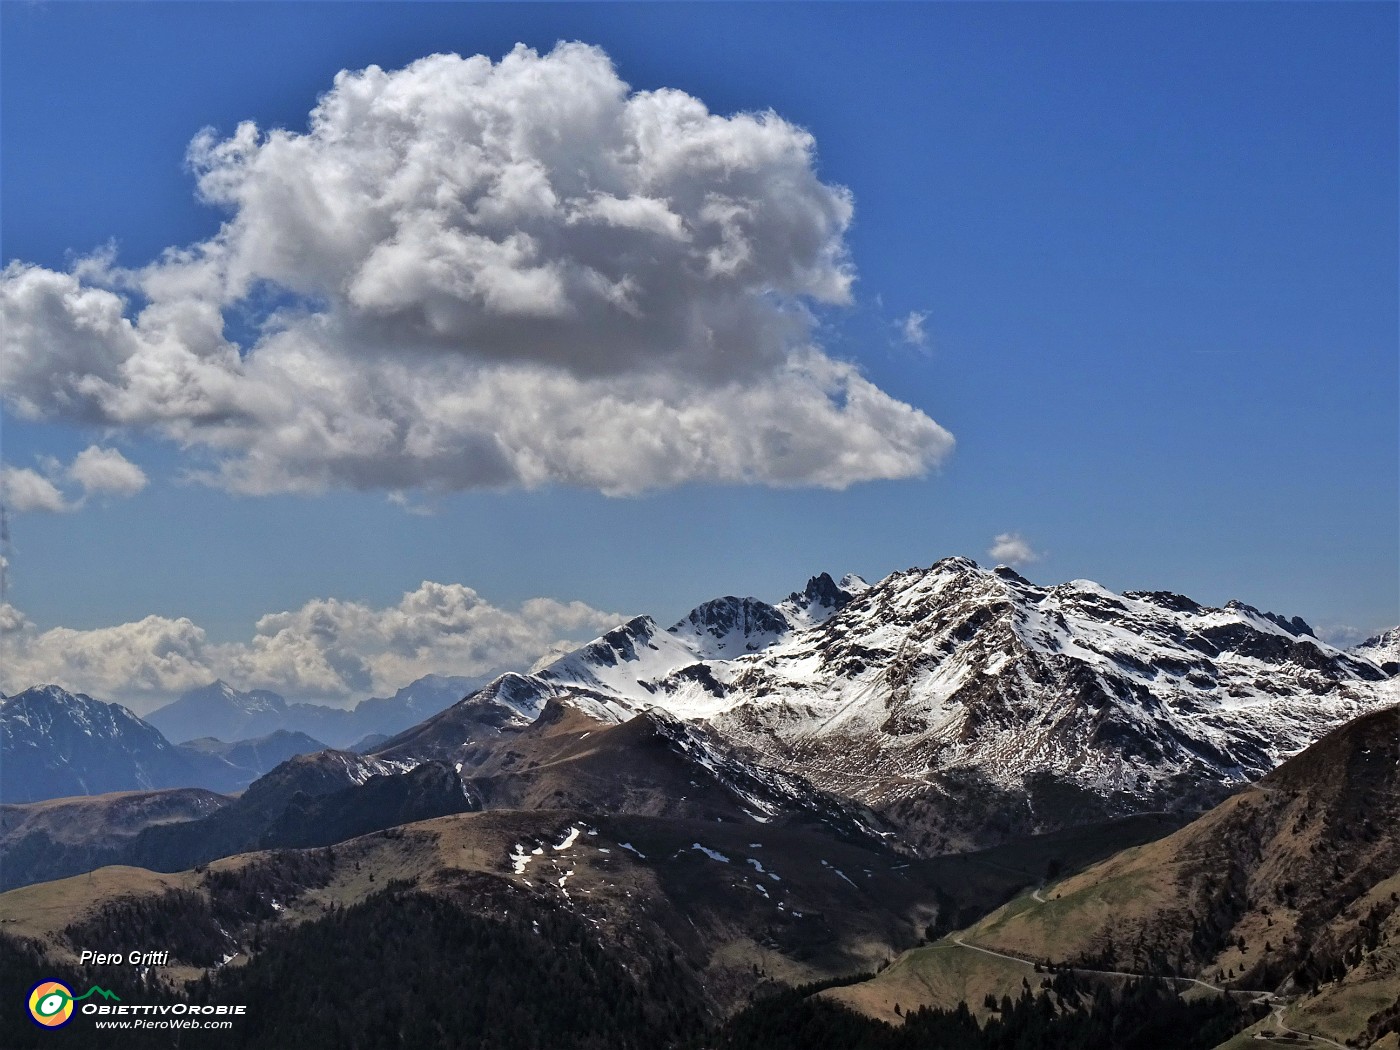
[682,560,1393,814]
[537,616,709,712]
[1352,628,1400,675]
[406,560,1394,839]
[521,574,868,720]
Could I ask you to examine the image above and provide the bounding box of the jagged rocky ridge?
[379,560,1395,851]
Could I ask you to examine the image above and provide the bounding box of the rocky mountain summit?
[383,558,1394,850]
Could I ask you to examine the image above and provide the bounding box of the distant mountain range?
[145,672,492,749]
[5,560,1394,841]
[0,686,328,802]
[6,682,1396,1047]
[378,559,1397,850]
[0,744,463,891]
[2,557,1397,1049]
[0,673,489,806]
[0,689,884,891]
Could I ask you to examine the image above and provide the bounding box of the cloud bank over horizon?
[1,43,952,501]
[0,582,622,711]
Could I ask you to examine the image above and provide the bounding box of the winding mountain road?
[945,883,1353,1049]
[1253,1004,1349,1050]
[947,935,1271,997]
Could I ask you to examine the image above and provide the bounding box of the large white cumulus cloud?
[0,582,621,710]
[0,44,952,496]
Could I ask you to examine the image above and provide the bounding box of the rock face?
[382,559,1394,851]
[669,596,792,658]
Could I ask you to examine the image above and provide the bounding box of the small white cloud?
[988,531,1040,567]
[0,466,74,513]
[1,447,147,513]
[899,310,929,348]
[68,445,148,498]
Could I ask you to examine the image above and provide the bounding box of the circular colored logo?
[28,980,75,1028]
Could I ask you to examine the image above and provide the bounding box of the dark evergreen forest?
[714,971,1265,1050]
[1,881,1265,1050]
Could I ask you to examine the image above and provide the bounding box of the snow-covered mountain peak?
[931,555,980,573]
[991,565,1034,585]
[668,595,790,658]
[526,616,701,723]
[777,571,866,629]
[1062,578,1116,596]
[2,684,157,738]
[787,571,846,609]
[1353,628,1400,675]
[0,685,205,802]
[1123,590,1205,615]
[1220,599,1317,639]
[177,680,288,715]
[540,615,677,679]
[386,557,1396,850]
[646,559,1392,816]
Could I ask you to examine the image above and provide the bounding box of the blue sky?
[1,2,1395,705]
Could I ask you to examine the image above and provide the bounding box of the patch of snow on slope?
[552,826,582,851]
